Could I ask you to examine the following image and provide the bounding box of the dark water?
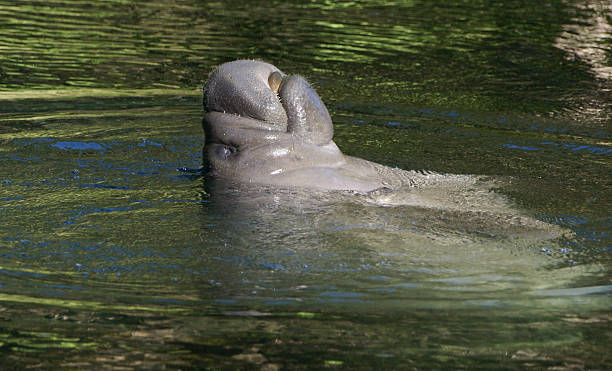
[1,0,610,369]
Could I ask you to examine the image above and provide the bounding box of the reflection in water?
[0,0,608,128]
[555,0,612,80]
[0,0,610,369]
[553,0,612,127]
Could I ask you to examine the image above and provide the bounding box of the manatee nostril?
[268,71,284,93]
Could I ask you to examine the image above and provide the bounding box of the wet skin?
[202,60,386,192]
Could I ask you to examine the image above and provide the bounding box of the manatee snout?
[266,69,334,145]
[278,74,333,146]
[203,60,333,147]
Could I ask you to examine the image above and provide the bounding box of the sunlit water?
[1,0,610,369]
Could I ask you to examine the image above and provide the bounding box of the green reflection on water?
[0,88,199,100]
[0,331,96,351]
[1,293,189,314]
[1,0,606,122]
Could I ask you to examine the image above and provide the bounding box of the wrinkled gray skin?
[203,60,388,192]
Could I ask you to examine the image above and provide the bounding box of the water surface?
[1,0,610,369]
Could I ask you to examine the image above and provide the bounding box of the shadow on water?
[0,0,610,369]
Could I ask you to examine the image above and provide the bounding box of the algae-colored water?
[1,0,610,369]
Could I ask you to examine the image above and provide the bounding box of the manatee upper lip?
[203,61,290,129]
[203,70,293,149]
[204,70,286,116]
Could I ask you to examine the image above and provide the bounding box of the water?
[1,0,610,368]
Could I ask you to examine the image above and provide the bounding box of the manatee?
[201,60,570,240]
[202,59,390,193]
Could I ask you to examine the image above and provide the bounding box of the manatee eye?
[215,145,236,159]
[268,71,284,93]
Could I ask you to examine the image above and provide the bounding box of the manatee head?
[203,60,333,145]
[202,60,372,190]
